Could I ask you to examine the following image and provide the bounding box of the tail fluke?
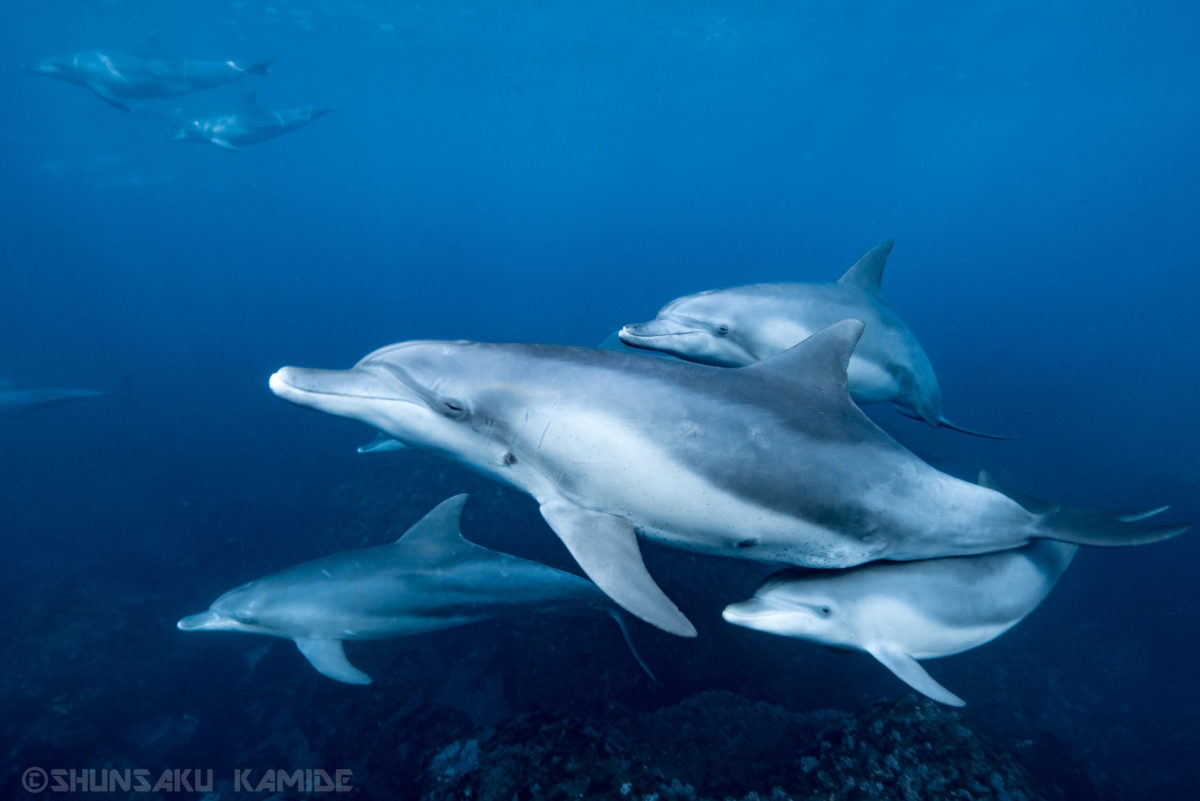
[979,470,1190,547]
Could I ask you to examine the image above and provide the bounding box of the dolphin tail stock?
[891,405,1018,440]
[978,470,1189,547]
[605,609,658,683]
[242,60,274,76]
[936,416,1019,440]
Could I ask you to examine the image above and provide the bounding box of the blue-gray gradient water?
[2,1,1197,799]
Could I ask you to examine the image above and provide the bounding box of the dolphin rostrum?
[0,379,108,415]
[618,241,1004,437]
[723,472,1174,706]
[167,92,331,151]
[178,495,653,684]
[267,322,1186,637]
[26,50,272,110]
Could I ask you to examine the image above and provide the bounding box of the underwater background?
[2,1,1198,799]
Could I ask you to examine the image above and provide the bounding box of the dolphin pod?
[267,321,1187,641]
[619,241,1008,438]
[178,495,653,684]
[28,45,327,152]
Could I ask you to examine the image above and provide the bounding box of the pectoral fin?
[539,500,697,638]
[865,642,965,707]
[294,638,372,685]
[210,138,240,152]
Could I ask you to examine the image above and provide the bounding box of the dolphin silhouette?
[178,495,653,684]
[26,49,271,110]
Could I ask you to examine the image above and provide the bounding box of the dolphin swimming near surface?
[26,49,271,110]
[722,472,1174,706]
[177,495,653,684]
[618,241,1004,438]
[167,92,331,151]
[267,321,1187,637]
[0,379,108,414]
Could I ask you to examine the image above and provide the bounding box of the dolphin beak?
[721,598,776,626]
[618,319,699,346]
[269,365,422,423]
[177,610,225,631]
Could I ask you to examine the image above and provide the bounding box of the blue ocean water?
[2,1,1197,799]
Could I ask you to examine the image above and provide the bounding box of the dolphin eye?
[715,325,730,337]
[440,399,468,419]
[818,605,832,617]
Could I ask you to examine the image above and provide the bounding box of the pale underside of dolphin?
[268,322,1187,637]
[26,49,272,110]
[168,92,331,151]
[618,240,1008,438]
[177,495,652,684]
[722,472,1173,706]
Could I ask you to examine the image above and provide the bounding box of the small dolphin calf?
[178,495,651,684]
[26,50,271,110]
[268,322,1186,637]
[168,92,330,151]
[0,379,107,414]
[619,241,997,436]
[723,474,1173,706]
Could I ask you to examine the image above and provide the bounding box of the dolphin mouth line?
[269,371,422,405]
[620,327,705,340]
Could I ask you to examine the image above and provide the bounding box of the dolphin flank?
[177,495,653,684]
[268,322,1188,637]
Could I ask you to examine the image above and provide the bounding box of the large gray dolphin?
[267,322,1186,637]
[0,379,108,414]
[26,50,272,110]
[619,241,1002,437]
[167,92,331,151]
[178,495,652,685]
[722,473,1173,706]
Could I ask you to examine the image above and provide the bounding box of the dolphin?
[26,50,272,110]
[618,241,1004,437]
[0,379,108,414]
[167,92,331,151]
[267,321,1187,637]
[722,473,1174,706]
[178,495,653,685]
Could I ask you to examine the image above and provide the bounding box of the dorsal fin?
[394,494,472,549]
[741,318,865,393]
[837,240,894,295]
[238,90,262,112]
